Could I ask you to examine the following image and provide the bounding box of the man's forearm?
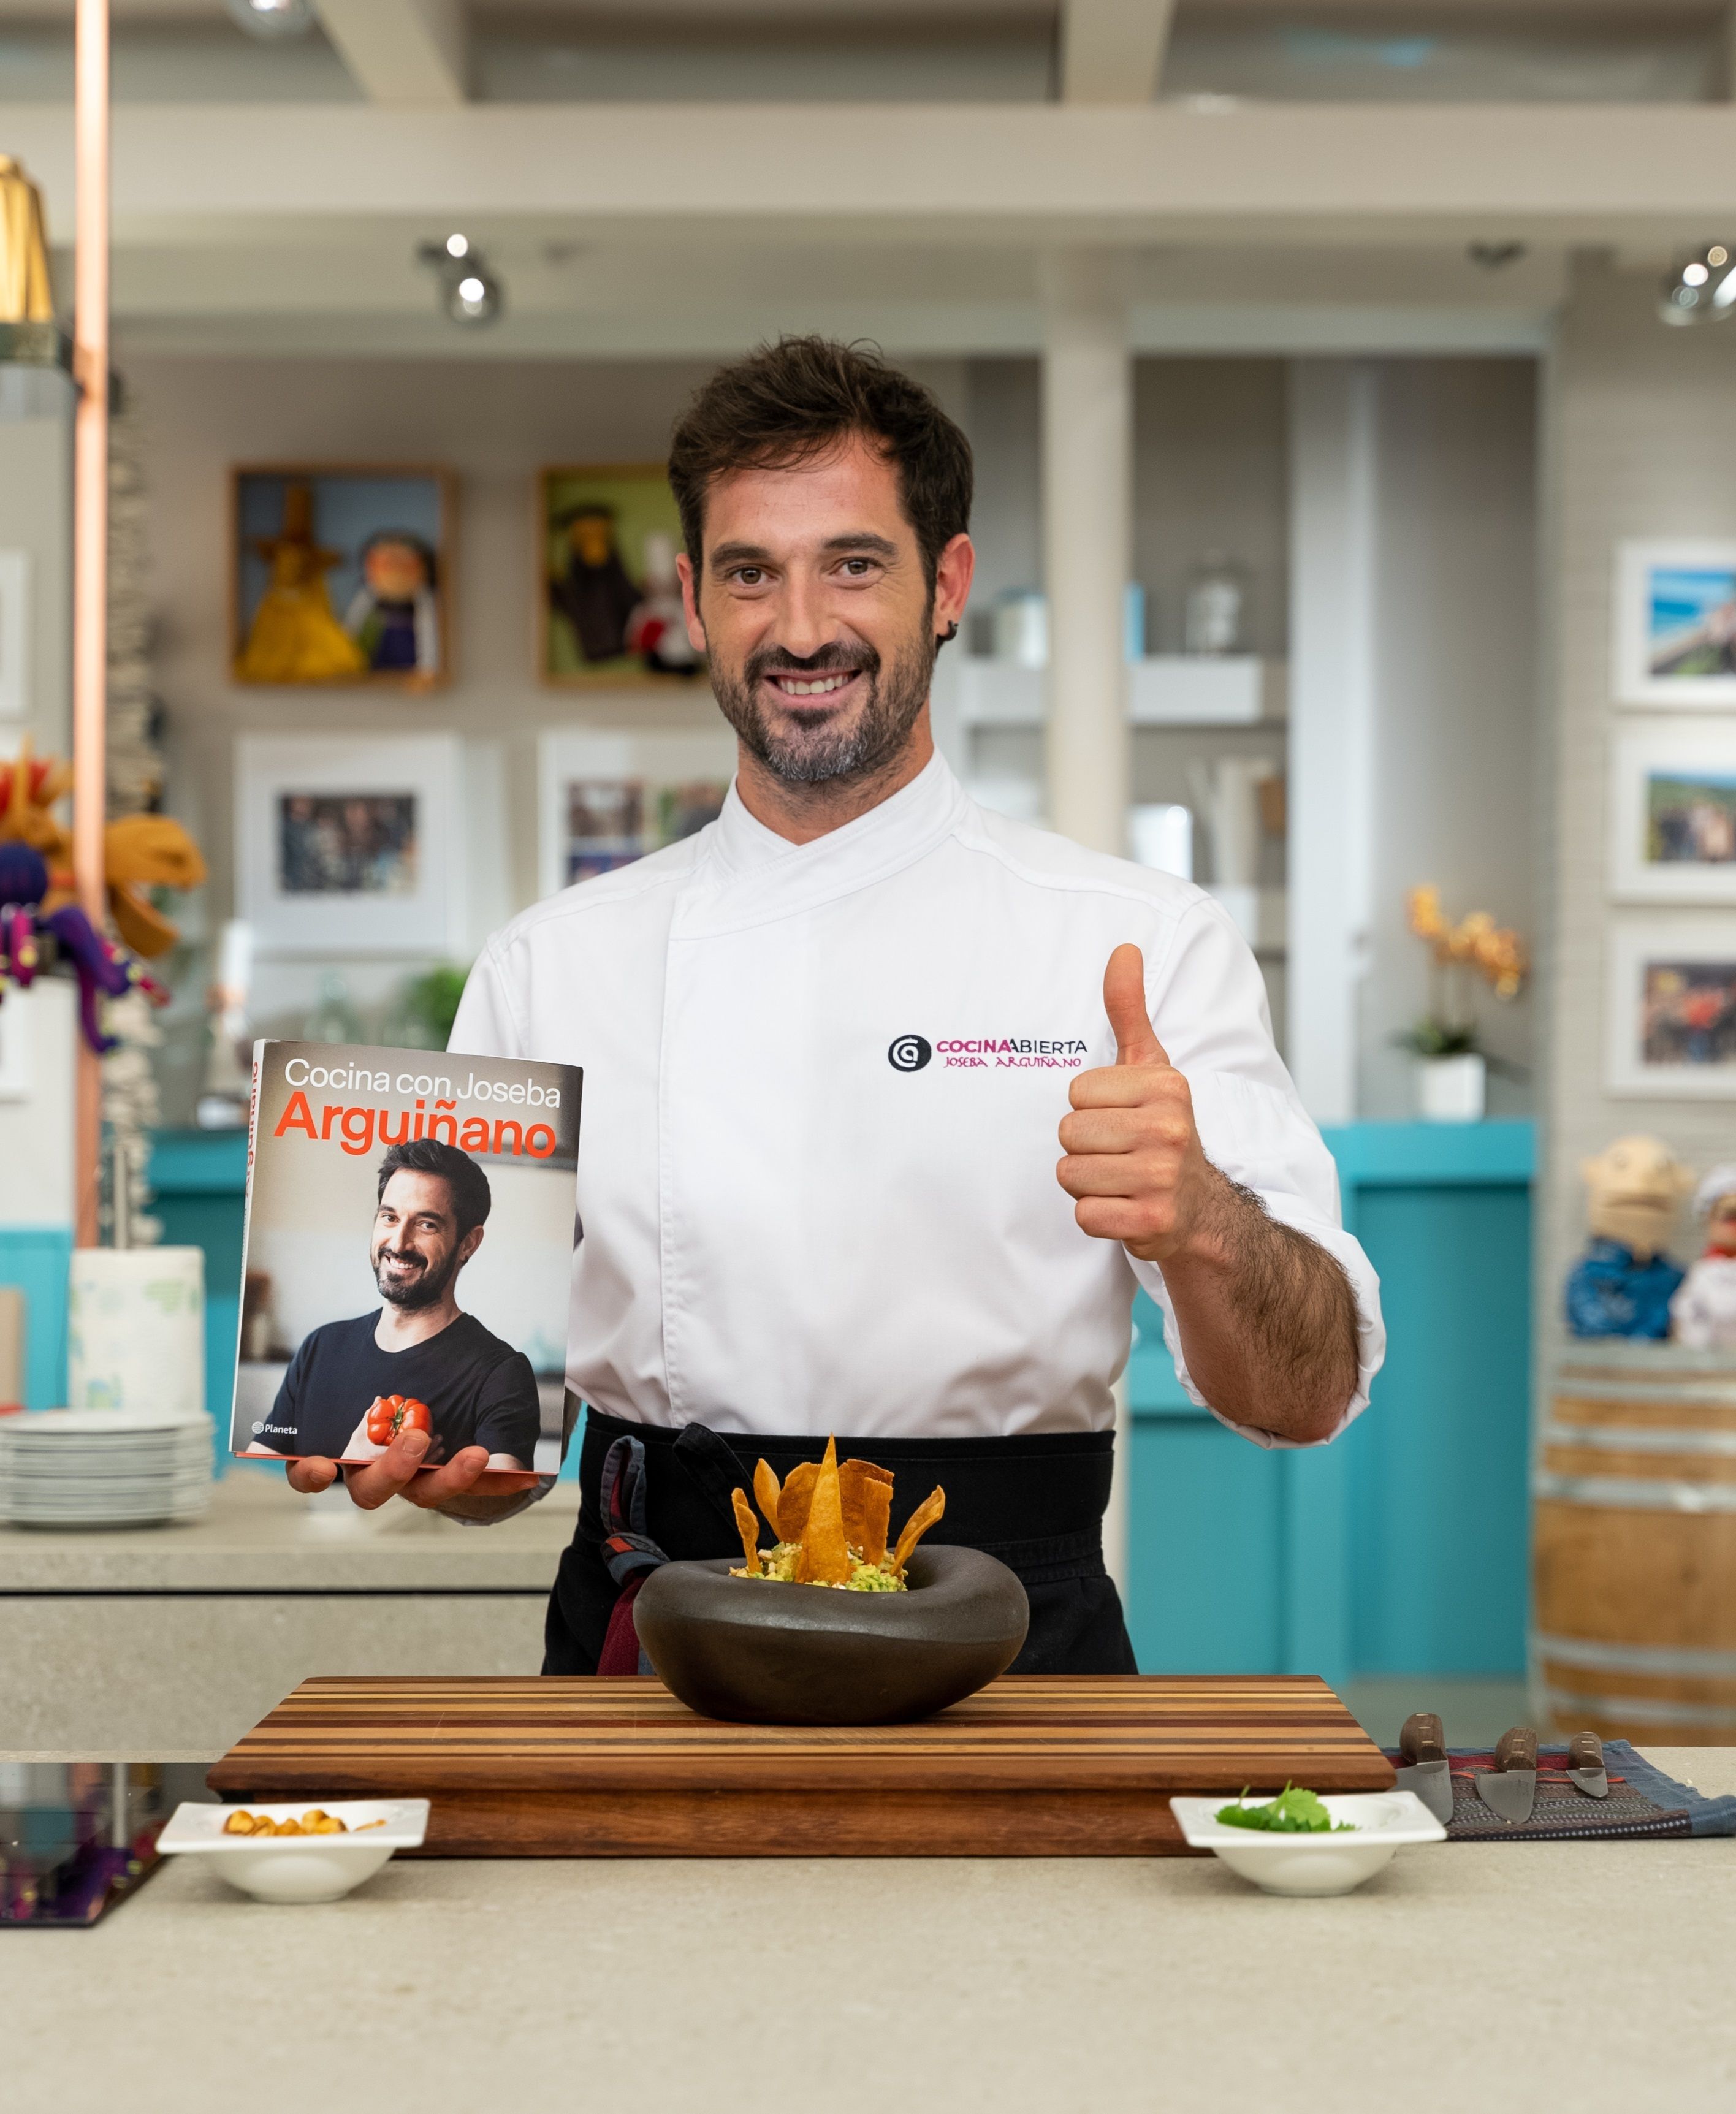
[1154,1170,1361,1444]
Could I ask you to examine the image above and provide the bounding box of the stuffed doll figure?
[1669,1165,1736,1349]
[1565,1134,1694,1340]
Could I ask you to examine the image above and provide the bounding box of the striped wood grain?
[208,1676,1391,1854]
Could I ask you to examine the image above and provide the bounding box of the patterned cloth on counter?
[1380,1742,1736,1841]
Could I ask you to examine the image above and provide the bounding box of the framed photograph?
[232,465,454,691]
[236,734,463,956]
[0,550,28,720]
[538,463,705,687]
[537,729,736,899]
[1606,914,1736,1097]
[1614,540,1736,706]
[1611,721,1736,902]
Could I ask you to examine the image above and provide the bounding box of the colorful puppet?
[1565,1134,1694,1340]
[0,742,204,1053]
[1669,1165,1736,1349]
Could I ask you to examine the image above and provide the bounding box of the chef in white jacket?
[289,336,1384,1676]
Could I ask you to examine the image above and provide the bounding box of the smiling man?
[294,336,1384,1678]
[252,1137,540,1472]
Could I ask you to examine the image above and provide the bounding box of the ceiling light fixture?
[1659,244,1736,326]
[224,0,316,40]
[416,237,505,329]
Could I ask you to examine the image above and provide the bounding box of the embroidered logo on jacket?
[889,1035,1088,1071]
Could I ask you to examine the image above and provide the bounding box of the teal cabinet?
[1124,1120,1534,1684]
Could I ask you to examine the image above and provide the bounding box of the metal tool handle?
[1494,1726,1538,1773]
[1567,1731,1604,1773]
[1399,1711,1446,1765]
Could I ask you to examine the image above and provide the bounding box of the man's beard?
[710,622,935,787]
[373,1244,459,1312]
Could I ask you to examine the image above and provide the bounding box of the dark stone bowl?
[631,1545,1030,1725]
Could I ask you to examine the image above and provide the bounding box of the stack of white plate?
[0,1409,213,1529]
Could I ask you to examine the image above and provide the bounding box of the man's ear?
[676,549,708,657]
[457,1224,485,1268]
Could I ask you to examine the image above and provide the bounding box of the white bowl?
[1170,1790,1447,1896]
[156,1799,430,1903]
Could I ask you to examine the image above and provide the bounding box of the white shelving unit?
[948,655,1285,732]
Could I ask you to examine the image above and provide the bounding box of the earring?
[939,620,959,642]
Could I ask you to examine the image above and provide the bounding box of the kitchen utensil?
[1393,1711,1455,1826]
[158,1798,428,1903]
[1476,1725,1539,1825]
[631,1543,1030,1725]
[1170,1790,1446,1896]
[1566,1730,1610,1800]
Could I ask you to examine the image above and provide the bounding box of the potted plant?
[1396,886,1528,1122]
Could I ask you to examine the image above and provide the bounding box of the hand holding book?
[286,1423,540,1510]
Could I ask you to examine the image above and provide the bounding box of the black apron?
[544,1406,1138,1678]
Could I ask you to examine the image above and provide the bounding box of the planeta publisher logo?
[888,1035,932,1073]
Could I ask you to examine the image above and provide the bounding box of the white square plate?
[158,1798,429,1903]
[1170,1790,1447,1896]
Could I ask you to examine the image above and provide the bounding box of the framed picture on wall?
[538,464,704,687]
[536,729,736,899]
[232,465,454,691]
[1614,540,1736,706]
[235,734,463,956]
[1610,721,1736,902]
[0,550,28,720]
[1606,914,1736,1097]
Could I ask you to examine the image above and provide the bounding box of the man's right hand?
[286,1426,539,1512]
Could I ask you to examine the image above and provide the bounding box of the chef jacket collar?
[681,748,969,936]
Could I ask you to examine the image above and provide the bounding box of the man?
[250,1136,540,1471]
[292,337,1384,1676]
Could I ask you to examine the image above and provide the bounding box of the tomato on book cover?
[231,1041,581,1475]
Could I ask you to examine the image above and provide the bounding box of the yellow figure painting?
[235,481,368,684]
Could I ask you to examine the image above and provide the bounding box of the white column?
[1287,359,1379,1126]
[1041,249,1132,856]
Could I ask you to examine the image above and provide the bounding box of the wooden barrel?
[1535,1352,1736,1743]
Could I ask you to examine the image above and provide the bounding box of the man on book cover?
[243,1137,541,1470]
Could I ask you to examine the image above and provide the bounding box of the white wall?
[1541,259,1736,1325]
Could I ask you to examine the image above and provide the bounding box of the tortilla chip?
[753,1458,782,1537]
[731,1488,763,1575]
[794,1436,853,1585]
[892,1486,946,1576]
[838,1457,893,1553]
[777,1461,818,1544]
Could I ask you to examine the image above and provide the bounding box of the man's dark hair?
[376,1138,492,1239]
[667,336,973,593]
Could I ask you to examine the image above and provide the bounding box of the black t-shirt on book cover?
[255,1310,541,1469]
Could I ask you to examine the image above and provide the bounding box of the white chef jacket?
[451,752,1384,1449]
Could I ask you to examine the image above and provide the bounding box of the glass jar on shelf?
[1183,552,1252,658]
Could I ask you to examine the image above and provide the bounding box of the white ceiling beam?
[9,101,1736,245]
[314,0,467,107]
[1060,0,1176,105]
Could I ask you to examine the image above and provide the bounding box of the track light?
[224,0,316,39]
[416,237,505,329]
[1659,245,1736,326]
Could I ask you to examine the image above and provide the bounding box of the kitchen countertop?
[0,1469,579,1592]
[12,1747,1736,2113]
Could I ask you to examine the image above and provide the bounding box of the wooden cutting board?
[208,1675,1393,1857]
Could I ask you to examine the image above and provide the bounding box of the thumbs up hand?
[1056,943,1217,1265]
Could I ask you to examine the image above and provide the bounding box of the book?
[230,1042,581,1473]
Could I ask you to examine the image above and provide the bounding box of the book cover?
[231,1043,581,1473]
